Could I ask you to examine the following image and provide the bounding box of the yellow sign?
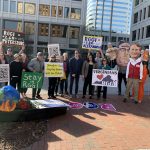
[44,62,64,77]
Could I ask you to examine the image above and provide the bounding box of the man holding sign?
[28,52,44,99]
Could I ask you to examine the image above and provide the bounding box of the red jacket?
[128,62,141,79]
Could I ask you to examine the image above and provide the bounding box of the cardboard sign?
[0,64,9,82]
[68,102,83,109]
[48,44,60,57]
[2,30,24,46]
[21,72,43,88]
[82,36,103,50]
[92,69,118,87]
[44,62,64,77]
[100,103,116,111]
[30,99,69,109]
[83,102,99,109]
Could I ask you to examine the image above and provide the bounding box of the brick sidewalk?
[23,94,150,150]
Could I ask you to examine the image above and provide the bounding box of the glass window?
[10,1,16,13]
[69,26,80,39]
[142,27,144,38]
[25,3,36,15]
[3,0,8,12]
[135,0,139,6]
[71,8,81,20]
[146,25,150,38]
[132,30,136,41]
[58,6,63,17]
[64,7,69,18]
[133,12,138,24]
[148,6,150,18]
[39,4,50,16]
[138,29,140,40]
[51,25,68,37]
[4,20,22,32]
[112,36,116,42]
[24,22,35,35]
[38,23,49,36]
[51,5,56,17]
[143,8,146,20]
[139,10,142,21]
[18,2,23,14]
[0,0,1,11]
[118,37,123,41]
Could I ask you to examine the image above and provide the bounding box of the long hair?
[87,54,95,63]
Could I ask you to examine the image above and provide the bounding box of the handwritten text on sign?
[92,69,118,87]
[44,62,64,77]
[82,36,103,50]
[21,72,43,88]
[2,30,24,46]
[0,64,9,82]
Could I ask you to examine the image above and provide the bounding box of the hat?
[37,52,43,56]
[102,58,107,61]
[14,53,20,59]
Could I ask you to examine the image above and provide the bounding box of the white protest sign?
[48,44,60,57]
[82,36,103,50]
[0,64,9,82]
[92,69,118,87]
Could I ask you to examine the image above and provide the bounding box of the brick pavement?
[23,93,150,150]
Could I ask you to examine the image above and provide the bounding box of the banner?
[0,64,9,82]
[44,62,64,77]
[92,69,118,87]
[21,72,43,88]
[2,30,24,46]
[82,36,103,50]
[48,44,60,57]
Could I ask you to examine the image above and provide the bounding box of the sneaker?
[123,98,127,103]
[134,100,138,104]
[48,96,51,99]
[36,95,43,99]
[89,95,92,99]
[32,97,38,100]
[82,95,85,99]
[65,91,69,95]
[51,96,56,99]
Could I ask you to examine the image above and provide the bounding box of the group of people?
[0,41,149,104]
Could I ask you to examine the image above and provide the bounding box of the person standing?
[28,52,44,99]
[10,54,23,93]
[123,43,143,104]
[69,50,83,98]
[48,54,57,99]
[0,53,8,88]
[95,48,104,68]
[63,52,69,94]
[97,58,111,101]
[82,54,97,99]
[20,53,29,97]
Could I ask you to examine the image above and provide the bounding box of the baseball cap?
[14,53,20,59]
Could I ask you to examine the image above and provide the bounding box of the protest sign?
[68,102,83,109]
[21,72,43,88]
[92,69,118,87]
[83,102,99,109]
[99,103,116,112]
[2,30,24,46]
[82,36,103,50]
[0,64,9,82]
[48,44,60,57]
[44,62,64,77]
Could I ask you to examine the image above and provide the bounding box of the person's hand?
[72,74,75,77]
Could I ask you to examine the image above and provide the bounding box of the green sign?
[21,72,43,89]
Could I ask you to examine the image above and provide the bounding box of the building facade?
[86,0,132,50]
[131,0,150,48]
[0,0,87,57]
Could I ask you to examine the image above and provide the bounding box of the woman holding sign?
[82,54,97,99]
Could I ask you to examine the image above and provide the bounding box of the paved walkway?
[23,93,150,150]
